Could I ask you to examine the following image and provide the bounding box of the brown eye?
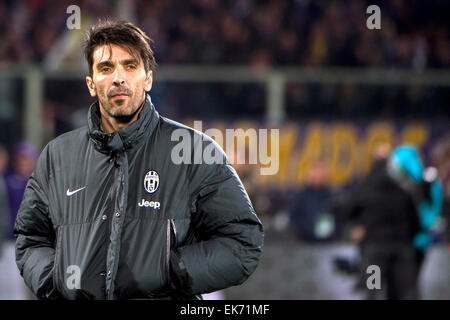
[126,65,137,70]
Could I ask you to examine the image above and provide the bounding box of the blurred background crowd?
[1,0,449,68]
[0,0,449,299]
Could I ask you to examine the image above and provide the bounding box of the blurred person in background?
[0,144,9,255]
[347,143,392,249]
[288,162,338,242]
[387,146,443,275]
[4,142,37,239]
[430,137,450,252]
[334,143,443,299]
[0,144,31,300]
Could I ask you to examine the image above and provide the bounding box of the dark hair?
[84,19,157,76]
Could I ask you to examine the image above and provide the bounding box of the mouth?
[111,94,130,100]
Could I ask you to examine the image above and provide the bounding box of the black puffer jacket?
[14,94,264,300]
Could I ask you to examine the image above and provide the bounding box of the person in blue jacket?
[387,144,443,266]
[335,143,443,299]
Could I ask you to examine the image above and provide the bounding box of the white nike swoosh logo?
[66,186,86,196]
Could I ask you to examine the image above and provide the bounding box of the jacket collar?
[88,94,159,154]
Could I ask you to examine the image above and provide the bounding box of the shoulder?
[157,116,233,182]
[157,116,222,151]
[47,126,89,151]
[37,127,89,164]
[158,116,203,138]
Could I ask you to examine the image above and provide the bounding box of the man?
[334,144,441,299]
[5,142,37,239]
[14,20,264,300]
[0,144,8,253]
[289,162,337,242]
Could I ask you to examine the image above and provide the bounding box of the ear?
[144,70,153,92]
[86,76,97,97]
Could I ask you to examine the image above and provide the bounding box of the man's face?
[86,44,152,120]
[15,154,36,177]
[307,163,328,188]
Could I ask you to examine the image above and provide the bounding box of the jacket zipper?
[170,219,177,246]
[165,219,177,290]
[165,219,171,289]
[52,226,63,293]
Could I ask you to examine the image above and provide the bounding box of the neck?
[100,99,145,133]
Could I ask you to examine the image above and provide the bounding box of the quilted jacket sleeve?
[14,144,60,299]
[169,136,264,296]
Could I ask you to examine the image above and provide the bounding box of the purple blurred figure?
[4,142,38,239]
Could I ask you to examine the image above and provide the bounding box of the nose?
[112,67,125,86]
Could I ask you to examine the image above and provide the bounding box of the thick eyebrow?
[95,59,140,71]
[96,60,114,70]
[121,58,139,65]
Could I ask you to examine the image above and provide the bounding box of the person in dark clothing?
[14,19,263,300]
[4,142,37,239]
[335,144,420,299]
[0,145,9,253]
[289,162,337,242]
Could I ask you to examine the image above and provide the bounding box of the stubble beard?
[99,87,146,124]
